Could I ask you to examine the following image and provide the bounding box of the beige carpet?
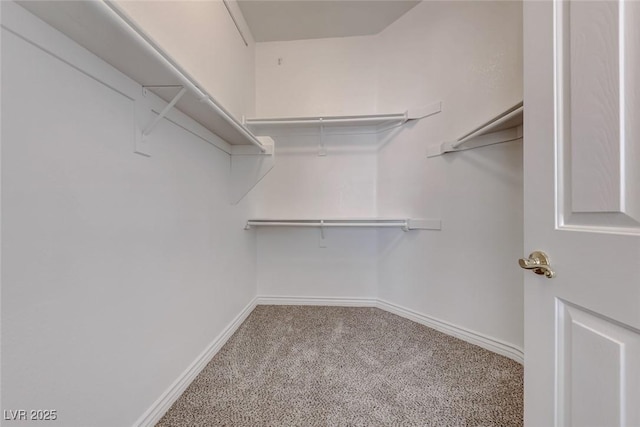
[157,306,523,426]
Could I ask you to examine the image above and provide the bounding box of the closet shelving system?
[243,106,444,230]
[244,102,442,141]
[426,101,523,157]
[243,103,442,133]
[245,113,408,128]
[17,0,272,156]
[245,112,411,156]
[17,1,443,232]
[245,103,440,155]
[244,218,442,231]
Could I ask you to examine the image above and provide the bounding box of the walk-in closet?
[2,1,638,426]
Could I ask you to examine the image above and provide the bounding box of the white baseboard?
[133,297,258,427]
[256,295,377,307]
[256,295,523,364]
[376,299,524,364]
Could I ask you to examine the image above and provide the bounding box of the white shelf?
[427,101,523,157]
[245,113,408,131]
[19,1,266,151]
[244,102,442,135]
[245,218,442,231]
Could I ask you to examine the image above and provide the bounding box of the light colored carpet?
[156,306,523,426]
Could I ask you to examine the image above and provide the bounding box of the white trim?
[255,296,523,364]
[133,297,257,427]
[256,295,377,307]
[376,299,524,364]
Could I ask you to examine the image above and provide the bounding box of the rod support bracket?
[135,86,187,157]
[142,86,187,138]
[318,118,326,156]
[319,219,326,248]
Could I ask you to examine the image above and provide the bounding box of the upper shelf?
[245,113,407,132]
[17,1,266,151]
[245,218,442,231]
[427,101,523,157]
[244,102,442,135]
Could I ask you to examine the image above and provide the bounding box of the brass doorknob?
[519,251,555,278]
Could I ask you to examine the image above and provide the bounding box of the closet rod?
[245,114,407,126]
[102,1,266,153]
[245,220,412,232]
[246,221,408,228]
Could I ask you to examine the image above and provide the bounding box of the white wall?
[376,1,524,348]
[256,227,379,299]
[253,1,524,349]
[1,3,525,425]
[248,133,377,218]
[251,35,380,302]
[376,1,523,138]
[247,131,379,299]
[115,0,256,120]
[1,4,256,426]
[255,36,378,117]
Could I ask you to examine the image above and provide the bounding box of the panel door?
[523,1,640,426]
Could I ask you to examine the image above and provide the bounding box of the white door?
[523,1,640,426]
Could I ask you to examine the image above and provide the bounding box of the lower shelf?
[245,218,441,231]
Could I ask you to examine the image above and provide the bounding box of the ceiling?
[237,0,421,42]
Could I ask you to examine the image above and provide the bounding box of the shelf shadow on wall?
[375,120,417,151]
[439,137,523,188]
[377,225,435,261]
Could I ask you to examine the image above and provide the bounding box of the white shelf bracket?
[318,118,326,156]
[407,101,442,121]
[142,86,187,138]
[319,219,326,248]
[135,86,187,157]
[230,136,276,204]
